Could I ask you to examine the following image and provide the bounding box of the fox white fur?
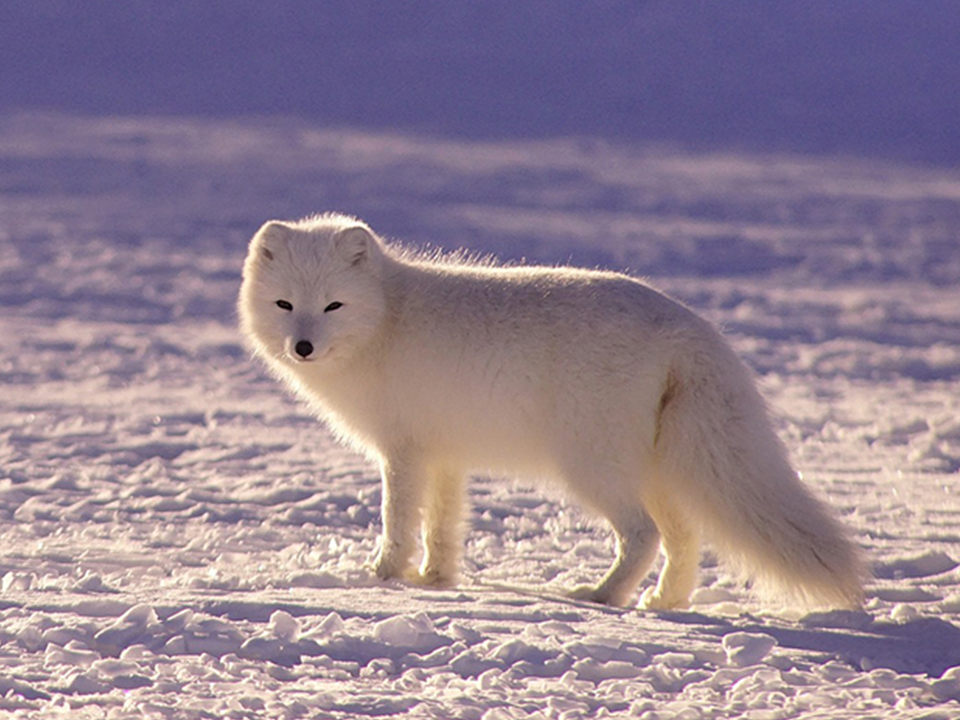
[238,213,866,610]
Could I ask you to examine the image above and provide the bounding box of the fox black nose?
[294,340,314,358]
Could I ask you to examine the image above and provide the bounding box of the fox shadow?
[672,609,960,677]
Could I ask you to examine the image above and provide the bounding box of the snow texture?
[1,114,959,719]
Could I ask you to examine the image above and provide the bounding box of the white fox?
[238,213,866,610]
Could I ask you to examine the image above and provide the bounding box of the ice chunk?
[238,636,286,661]
[269,610,300,642]
[45,641,98,668]
[572,658,643,682]
[722,632,778,667]
[931,666,960,703]
[162,608,195,633]
[561,637,621,663]
[1,571,35,592]
[657,652,697,669]
[372,612,448,652]
[940,595,960,613]
[63,670,109,695]
[73,571,115,593]
[488,638,553,666]
[361,658,395,678]
[448,622,483,644]
[160,636,187,655]
[314,612,345,637]
[288,571,345,588]
[120,644,155,661]
[42,626,87,648]
[890,603,919,623]
[17,625,44,652]
[405,642,461,670]
[167,615,245,657]
[94,604,158,654]
[449,647,497,677]
[92,658,141,678]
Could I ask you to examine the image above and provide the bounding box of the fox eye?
[276,300,293,311]
[324,301,344,312]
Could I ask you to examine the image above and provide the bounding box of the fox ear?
[336,225,377,267]
[254,221,288,261]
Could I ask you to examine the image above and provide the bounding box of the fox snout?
[284,336,315,361]
[294,340,314,358]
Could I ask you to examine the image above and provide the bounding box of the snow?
[1,113,959,718]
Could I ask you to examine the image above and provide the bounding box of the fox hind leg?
[640,490,700,610]
[566,477,662,607]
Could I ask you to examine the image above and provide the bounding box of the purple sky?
[3,1,959,163]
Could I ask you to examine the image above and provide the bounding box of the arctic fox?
[238,213,866,610]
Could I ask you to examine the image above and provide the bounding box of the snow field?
[1,114,959,718]
[4,585,960,718]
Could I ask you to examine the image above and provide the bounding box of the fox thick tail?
[656,342,867,609]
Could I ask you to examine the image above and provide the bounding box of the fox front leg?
[372,454,427,581]
[419,468,466,587]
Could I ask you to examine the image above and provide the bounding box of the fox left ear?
[336,225,377,267]
[254,221,289,262]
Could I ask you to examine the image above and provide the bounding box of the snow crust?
[1,114,959,718]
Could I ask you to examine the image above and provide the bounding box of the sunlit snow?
[1,115,959,718]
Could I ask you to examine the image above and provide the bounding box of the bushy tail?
[657,342,867,609]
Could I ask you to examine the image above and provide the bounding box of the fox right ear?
[254,221,288,261]
[335,225,378,267]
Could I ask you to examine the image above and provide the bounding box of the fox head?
[238,213,389,371]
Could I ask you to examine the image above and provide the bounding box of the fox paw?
[370,545,411,581]
[639,587,691,611]
[415,565,458,589]
[567,584,625,607]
